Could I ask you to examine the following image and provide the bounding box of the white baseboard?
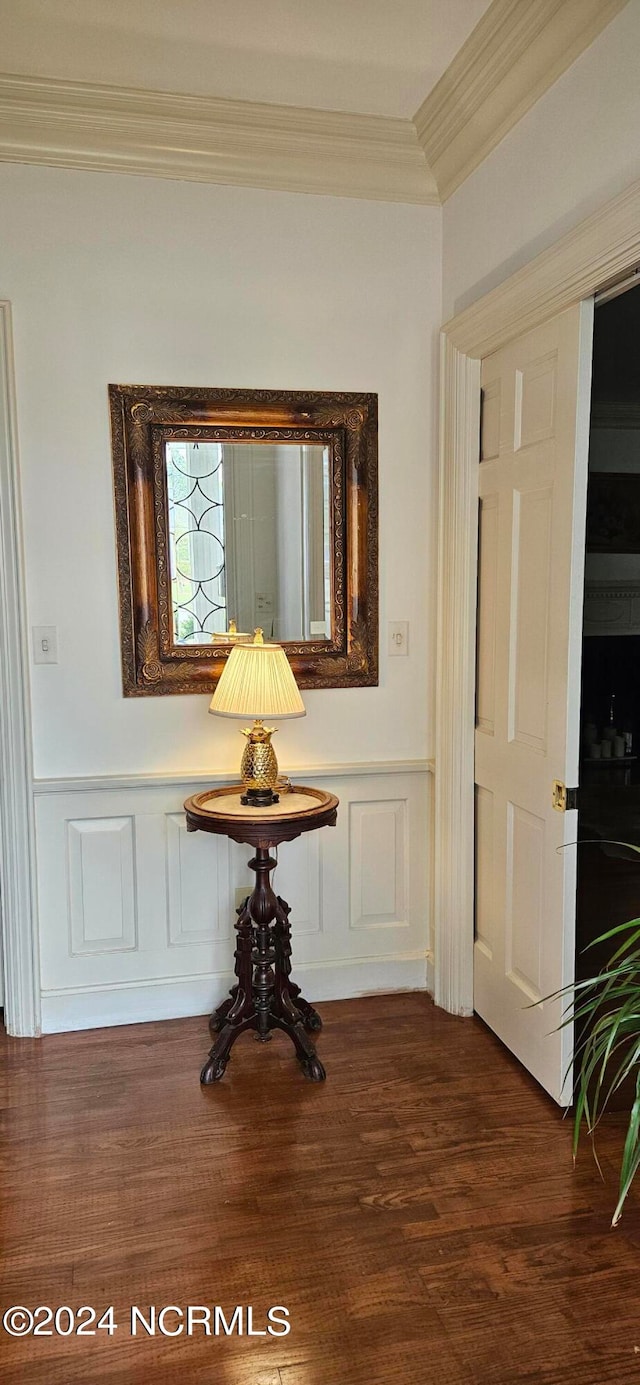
[40,954,430,1034]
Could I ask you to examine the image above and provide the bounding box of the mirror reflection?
[165,440,331,645]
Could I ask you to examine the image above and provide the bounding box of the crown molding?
[443,176,640,359]
[0,72,437,205]
[414,0,629,203]
[0,4,627,208]
[0,0,627,209]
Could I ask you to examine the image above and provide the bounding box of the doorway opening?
[577,280,640,994]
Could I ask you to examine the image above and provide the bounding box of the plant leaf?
[612,1070,640,1225]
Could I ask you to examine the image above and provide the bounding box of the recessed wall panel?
[274,831,322,936]
[166,813,230,946]
[350,799,408,930]
[67,816,137,955]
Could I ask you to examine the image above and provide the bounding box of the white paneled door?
[474,302,594,1104]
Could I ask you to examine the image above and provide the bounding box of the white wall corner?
[414,0,629,203]
[0,73,438,206]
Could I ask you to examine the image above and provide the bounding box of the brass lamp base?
[239,720,280,809]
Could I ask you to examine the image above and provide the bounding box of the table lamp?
[211,619,251,644]
[209,629,305,807]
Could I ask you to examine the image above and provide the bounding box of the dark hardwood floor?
[1,993,639,1384]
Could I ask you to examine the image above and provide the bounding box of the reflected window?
[166,442,227,643]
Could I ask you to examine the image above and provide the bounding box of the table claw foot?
[200,1056,228,1083]
[300,1053,326,1081]
[274,1018,326,1081]
[201,1014,254,1084]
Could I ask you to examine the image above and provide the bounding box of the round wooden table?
[184,785,339,1083]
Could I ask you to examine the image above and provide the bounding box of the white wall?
[0,163,440,780]
[0,162,439,1029]
[443,2,640,321]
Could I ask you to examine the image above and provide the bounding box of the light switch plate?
[388,621,409,657]
[235,886,251,911]
[32,625,58,664]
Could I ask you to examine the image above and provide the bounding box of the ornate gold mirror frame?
[109,385,378,695]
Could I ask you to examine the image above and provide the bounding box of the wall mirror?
[109,385,378,694]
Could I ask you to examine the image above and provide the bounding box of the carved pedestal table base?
[184,786,339,1083]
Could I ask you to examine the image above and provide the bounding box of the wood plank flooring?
[1,993,639,1384]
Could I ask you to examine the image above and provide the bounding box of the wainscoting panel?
[166,813,231,948]
[349,799,408,931]
[269,830,322,939]
[34,765,432,1032]
[67,816,137,956]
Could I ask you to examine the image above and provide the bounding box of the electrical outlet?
[235,886,251,911]
[32,626,58,664]
[388,621,409,657]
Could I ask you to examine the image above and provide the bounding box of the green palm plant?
[561,896,640,1226]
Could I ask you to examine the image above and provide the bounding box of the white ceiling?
[0,0,493,117]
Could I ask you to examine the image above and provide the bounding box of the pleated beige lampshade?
[209,636,306,720]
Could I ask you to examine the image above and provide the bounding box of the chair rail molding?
[0,73,436,206]
[32,759,433,796]
[414,0,629,203]
[435,172,640,1016]
[0,302,41,1036]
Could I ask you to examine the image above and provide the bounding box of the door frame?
[0,301,40,1036]
[434,177,640,1015]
